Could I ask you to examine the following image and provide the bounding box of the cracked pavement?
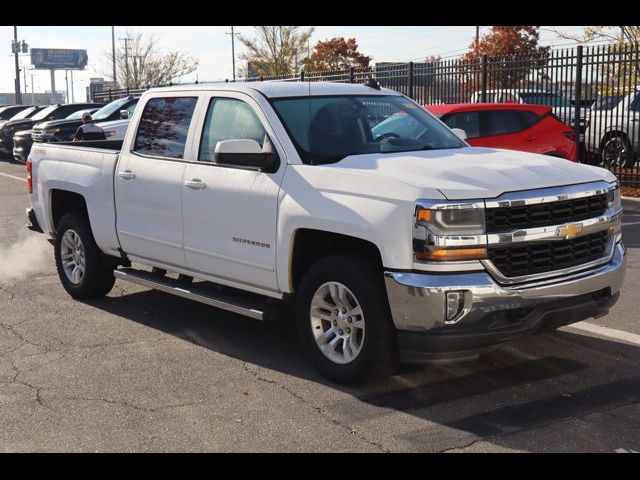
[2,160,640,452]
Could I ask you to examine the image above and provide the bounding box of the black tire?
[601,134,635,168]
[296,253,397,384]
[54,213,115,299]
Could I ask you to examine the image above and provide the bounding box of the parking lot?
[1,159,640,453]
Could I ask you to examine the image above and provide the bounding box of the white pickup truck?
[26,81,626,383]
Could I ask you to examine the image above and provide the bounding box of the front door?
[181,94,286,292]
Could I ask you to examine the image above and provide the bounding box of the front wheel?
[54,213,115,299]
[601,135,635,168]
[296,254,397,384]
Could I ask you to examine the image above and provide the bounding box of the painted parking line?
[563,321,640,347]
[0,171,25,182]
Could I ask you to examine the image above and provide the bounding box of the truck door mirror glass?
[451,128,467,141]
[120,109,129,119]
[214,139,279,173]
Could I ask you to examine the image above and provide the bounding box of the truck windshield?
[31,105,58,121]
[93,97,135,121]
[271,95,464,165]
[10,107,37,120]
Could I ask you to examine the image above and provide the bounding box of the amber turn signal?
[416,209,432,223]
[416,248,487,262]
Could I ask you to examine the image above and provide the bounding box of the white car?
[96,118,129,141]
[26,81,625,383]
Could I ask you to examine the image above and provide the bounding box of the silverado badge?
[557,223,583,240]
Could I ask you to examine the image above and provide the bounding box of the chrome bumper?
[384,242,626,332]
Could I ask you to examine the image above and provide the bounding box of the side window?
[199,97,266,162]
[482,110,523,136]
[443,112,480,138]
[516,110,541,130]
[630,94,640,112]
[133,96,197,159]
[126,101,138,117]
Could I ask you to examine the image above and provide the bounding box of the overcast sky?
[1,26,589,102]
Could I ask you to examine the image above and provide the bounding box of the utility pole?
[29,73,35,105]
[65,69,69,104]
[70,70,74,103]
[112,26,117,86]
[475,26,480,47]
[13,26,22,104]
[226,26,238,81]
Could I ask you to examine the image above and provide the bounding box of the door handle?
[184,179,206,190]
[117,170,136,180]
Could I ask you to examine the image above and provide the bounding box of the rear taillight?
[26,157,33,194]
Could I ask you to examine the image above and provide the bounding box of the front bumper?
[384,242,626,362]
[12,144,27,163]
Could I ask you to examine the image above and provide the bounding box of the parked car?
[0,105,35,129]
[95,98,139,141]
[11,102,102,162]
[469,89,588,136]
[423,103,577,161]
[0,106,45,156]
[26,82,625,383]
[33,96,139,144]
[31,108,100,143]
[584,88,640,168]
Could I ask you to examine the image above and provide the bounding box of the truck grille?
[485,193,608,233]
[487,231,609,278]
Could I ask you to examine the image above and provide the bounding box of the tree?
[237,26,315,78]
[464,26,550,88]
[303,37,370,72]
[549,26,640,46]
[105,30,198,89]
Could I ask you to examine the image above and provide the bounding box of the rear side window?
[199,97,266,162]
[133,97,198,159]
[630,94,640,112]
[482,110,540,136]
[442,112,480,138]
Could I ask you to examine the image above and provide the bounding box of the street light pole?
[14,26,22,104]
[29,73,35,105]
[119,37,131,92]
[112,26,117,86]
[226,26,238,82]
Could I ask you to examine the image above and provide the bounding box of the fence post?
[300,70,305,82]
[481,54,488,102]
[349,67,355,83]
[408,62,414,99]
[574,45,583,163]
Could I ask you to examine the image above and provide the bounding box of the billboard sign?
[30,48,88,70]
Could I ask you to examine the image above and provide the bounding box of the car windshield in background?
[593,95,624,110]
[271,95,464,165]
[520,93,572,108]
[10,107,37,120]
[31,105,58,121]
[66,110,90,120]
[93,97,134,121]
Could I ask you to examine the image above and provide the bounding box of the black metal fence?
[93,42,640,188]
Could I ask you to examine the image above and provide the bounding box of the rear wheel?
[296,253,397,384]
[54,213,115,299]
[601,134,635,168]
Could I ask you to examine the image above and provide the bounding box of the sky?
[1,26,590,102]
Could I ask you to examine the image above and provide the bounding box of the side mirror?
[214,139,279,173]
[120,109,129,119]
[451,128,467,141]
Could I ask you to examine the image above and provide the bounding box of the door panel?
[181,95,285,291]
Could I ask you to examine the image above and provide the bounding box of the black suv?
[9,103,102,163]
[0,106,46,157]
[32,97,139,144]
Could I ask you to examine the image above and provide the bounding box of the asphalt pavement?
[1,159,639,452]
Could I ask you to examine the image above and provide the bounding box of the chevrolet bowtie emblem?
[558,223,583,240]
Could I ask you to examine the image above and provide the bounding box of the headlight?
[414,201,487,262]
[607,184,621,212]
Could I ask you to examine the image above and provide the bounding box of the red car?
[425,103,577,162]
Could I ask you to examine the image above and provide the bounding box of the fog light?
[445,291,466,324]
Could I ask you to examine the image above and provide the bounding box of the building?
[0,91,65,105]
[86,77,117,102]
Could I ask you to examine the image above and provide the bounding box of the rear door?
[478,109,541,152]
[114,93,200,268]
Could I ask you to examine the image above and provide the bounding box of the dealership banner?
[30,48,88,69]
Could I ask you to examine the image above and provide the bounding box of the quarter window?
[133,96,197,159]
[199,98,266,162]
[483,110,532,136]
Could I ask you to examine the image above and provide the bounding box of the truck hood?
[35,118,82,130]
[329,147,614,200]
[96,119,128,129]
